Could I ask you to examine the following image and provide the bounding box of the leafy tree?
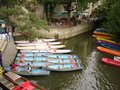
[37,0,58,23]
[105,0,120,42]
[0,0,49,40]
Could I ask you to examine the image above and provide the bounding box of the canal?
[20,31,120,90]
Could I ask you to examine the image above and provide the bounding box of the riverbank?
[39,22,93,39]
[14,22,93,39]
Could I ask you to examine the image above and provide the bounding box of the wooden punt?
[0,76,19,90]
[96,37,120,46]
[93,31,111,37]
[16,45,65,50]
[102,58,120,67]
[16,41,62,46]
[42,63,83,72]
[16,52,78,59]
[15,38,57,44]
[97,46,120,56]
[92,34,110,39]
[5,72,46,90]
[19,49,72,54]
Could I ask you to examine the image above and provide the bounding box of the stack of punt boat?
[13,39,83,72]
[15,39,72,53]
[93,28,120,54]
[93,28,120,67]
[4,72,46,90]
[14,52,83,71]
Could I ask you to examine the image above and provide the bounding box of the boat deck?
[0,77,18,90]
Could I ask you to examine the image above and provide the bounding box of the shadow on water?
[23,31,120,90]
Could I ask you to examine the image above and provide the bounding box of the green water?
[23,31,120,90]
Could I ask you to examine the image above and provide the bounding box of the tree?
[0,0,49,40]
[37,0,57,24]
[106,0,120,42]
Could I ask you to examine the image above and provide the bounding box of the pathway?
[2,37,17,67]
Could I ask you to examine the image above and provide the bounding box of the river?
[20,31,120,90]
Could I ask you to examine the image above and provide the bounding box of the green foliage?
[28,13,49,30]
[17,12,49,39]
[94,0,120,42]
[0,6,25,16]
[0,3,49,40]
[77,0,98,12]
[105,0,120,42]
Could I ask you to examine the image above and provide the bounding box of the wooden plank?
[5,72,21,81]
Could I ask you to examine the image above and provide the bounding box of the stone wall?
[39,23,93,39]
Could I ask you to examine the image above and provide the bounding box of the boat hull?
[16,45,65,50]
[5,66,50,76]
[42,63,83,71]
[96,37,120,46]
[19,49,72,54]
[97,46,120,56]
[102,58,120,67]
[15,38,57,44]
[16,52,78,58]
[5,72,46,90]
[97,40,120,51]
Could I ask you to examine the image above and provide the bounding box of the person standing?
[0,51,3,68]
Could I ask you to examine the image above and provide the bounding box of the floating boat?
[0,76,19,90]
[97,46,120,56]
[102,58,120,67]
[15,38,57,44]
[15,56,80,64]
[16,44,65,50]
[5,66,50,76]
[92,34,110,39]
[42,63,83,71]
[16,52,78,58]
[96,37,120,46]
[97,40,120,51]
[15,61,50,67]
[16,41,62,46]
[15,60,81,68]
[94,28,107,32]
[5,72,46,90]
[93,31,111,37]
[19,49,72,54]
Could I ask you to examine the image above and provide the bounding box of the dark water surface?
[24,31,120,90]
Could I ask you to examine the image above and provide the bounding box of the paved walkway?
[2,37,17,67]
